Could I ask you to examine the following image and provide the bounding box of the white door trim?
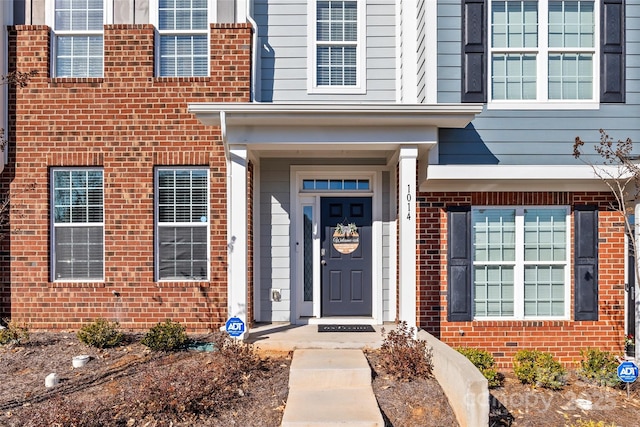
[290,166,384,324]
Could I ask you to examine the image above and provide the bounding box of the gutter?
[0,0,12,172]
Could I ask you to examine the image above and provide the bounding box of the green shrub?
[141,319,189,351]
[513,349,566,390]
[77,318,124,348]
[577,348,622,387]
[534,352,567,390]
[378,321,433,381]
[0,318,30,345]
[513,349,539,384]
[456,347,503,388]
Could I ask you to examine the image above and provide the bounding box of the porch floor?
[245,322,386,352]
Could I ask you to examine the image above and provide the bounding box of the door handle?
[321,260,327,266]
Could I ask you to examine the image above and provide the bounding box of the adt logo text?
[620,367,636,375]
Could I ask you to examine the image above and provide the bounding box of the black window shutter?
[574,206,599,321]
[601,0,625,103]
[461,0,486,103]
[447,207,473,321]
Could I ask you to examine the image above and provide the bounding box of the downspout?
[0,0,13,171]
[246,0,259,102]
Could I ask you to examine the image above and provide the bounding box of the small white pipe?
[246,0,259,102]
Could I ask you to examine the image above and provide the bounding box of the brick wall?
[3,23,252,331]
[417,191,626,367]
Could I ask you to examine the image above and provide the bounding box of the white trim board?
[423,165,622,192]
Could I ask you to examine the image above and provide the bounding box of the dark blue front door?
[320,197,372,316]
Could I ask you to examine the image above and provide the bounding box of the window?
[462,0,625,105]
[472,207,570,319]
[52,0,106,77]
[52,169,104,280]
[309,0,365,93]
[155,168,209,280]
[303,206,313,302]
[489,0,596,102]
[156,0,210,77]
[302,178,370,191]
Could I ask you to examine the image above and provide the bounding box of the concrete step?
[281,349,384,427]
[288,348,372,389]
[281,388,383,427]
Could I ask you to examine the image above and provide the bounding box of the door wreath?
[332,222,360,254]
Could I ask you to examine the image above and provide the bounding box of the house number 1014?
[406,185,412,220]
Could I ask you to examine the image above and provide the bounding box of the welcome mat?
[317,324,376,333]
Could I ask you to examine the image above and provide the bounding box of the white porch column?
[398,146,418,329]
[228,146,249,334]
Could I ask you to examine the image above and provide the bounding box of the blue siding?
[255,0,397,102]
[437,0,640,166]
[437,1,463,102]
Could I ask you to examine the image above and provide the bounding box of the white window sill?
[487,101,600,111]
[473,316,570,322]
[308,85,366,95]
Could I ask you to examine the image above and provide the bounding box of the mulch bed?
[3,332,640,426]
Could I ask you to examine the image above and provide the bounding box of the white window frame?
[154,166,210,282]
[45,0,112,78]
[487,0,600,110]
[307,0,366,94]
[51,167,105,282]
[149,0,216,77]
[472,206,571,320]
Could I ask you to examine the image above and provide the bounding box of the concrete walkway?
[246,322,385,351]
[280,349,385,427]
[247,323,488,427]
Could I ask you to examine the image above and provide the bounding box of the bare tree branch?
[0,70,38,151]
[573,129,639,357]
[0,70,39,238]
[574,129,639,243]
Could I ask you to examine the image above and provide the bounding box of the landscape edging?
[418,329,489,427]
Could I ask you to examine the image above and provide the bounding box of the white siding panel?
[259,159,293,322]
[383,171,393,321]
[417,0,427,103]
[262,246,290,258]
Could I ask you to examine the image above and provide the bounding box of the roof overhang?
[188,102,484,129]
[422,164,629,192]
[188,103,483,158]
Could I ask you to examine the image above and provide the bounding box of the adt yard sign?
[225,317,245,337]
[617,361,639,383]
